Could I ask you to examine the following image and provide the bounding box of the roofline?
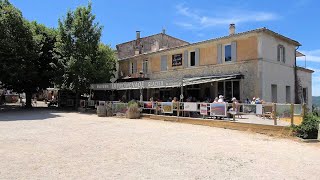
[116,33,189,47]
[296,66,314,73]
[118,27,301,61]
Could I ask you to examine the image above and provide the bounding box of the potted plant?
[126,100,140,119]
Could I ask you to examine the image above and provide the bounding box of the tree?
[0,0,58,107]
[56,3,116,107]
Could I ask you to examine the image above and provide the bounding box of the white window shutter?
[129,61,132,74]
[195,48,200,66]
[183,50,188,67]
[161,55,167,71]
[231,41,237,62]
[217,44,222,64]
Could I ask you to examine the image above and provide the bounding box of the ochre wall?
[120,34,258,75]
[237,36,258,61]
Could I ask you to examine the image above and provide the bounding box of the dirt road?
[0,110,319,179]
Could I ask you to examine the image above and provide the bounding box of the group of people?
[245,97,264,104]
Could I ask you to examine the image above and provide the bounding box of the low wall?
[148,115,292,137]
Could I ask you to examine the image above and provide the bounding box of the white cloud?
[174,4,278,29]
[297,49,320,63]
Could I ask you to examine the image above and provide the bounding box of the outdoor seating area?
[80,99,305,127]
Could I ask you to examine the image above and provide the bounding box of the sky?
[9,0,320,96]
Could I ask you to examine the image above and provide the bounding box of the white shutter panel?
[231,41,237,62]
[129,61,132,74]
[161,55,167,71]
[195,48,200,66]
[183,50,188,68]
[217,44,222,64]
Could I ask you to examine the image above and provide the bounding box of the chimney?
[162,28,166,34]
[229,23,235,35]
[136,31,140,39]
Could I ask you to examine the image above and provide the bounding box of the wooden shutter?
[129,61,132,74]
[183,50,188,68]
[231,41,237,62]
[282,47,286,63]
[161,55,167,71]
[133,61,137,73]
[217,44,222,64]
[277,45,280,61]
[195,48,200,66]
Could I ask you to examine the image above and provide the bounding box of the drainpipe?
[294,46,300,104]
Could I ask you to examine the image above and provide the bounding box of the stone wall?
[116,33,188,59]
[149,60,259,101]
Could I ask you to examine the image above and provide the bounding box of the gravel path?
[0,110,319,180]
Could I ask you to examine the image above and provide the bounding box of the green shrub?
[292,113,320,139]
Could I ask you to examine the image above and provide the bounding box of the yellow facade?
[119,33,259,77]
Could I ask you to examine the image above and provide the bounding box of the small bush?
[292,113,320,139]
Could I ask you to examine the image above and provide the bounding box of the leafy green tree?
[56,3,116,107]
[0,0,58,107]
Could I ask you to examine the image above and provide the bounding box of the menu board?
[162,102,173,113]
[172,54,182,66]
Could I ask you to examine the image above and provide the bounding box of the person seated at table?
[218,95,225,103]
[213,97,219,103]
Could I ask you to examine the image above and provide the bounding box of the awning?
[296,51,305,57]
[90,74,241,90]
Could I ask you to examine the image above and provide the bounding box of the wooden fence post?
[273,103,277,125]
[232,102,236,121]
[318,123,320,141]
[290,103,294,126]
[302,103,306,117]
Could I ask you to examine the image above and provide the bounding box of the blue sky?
[10,0,320,96]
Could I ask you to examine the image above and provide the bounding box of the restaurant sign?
[172,54,182,66]
[91,78,182,90]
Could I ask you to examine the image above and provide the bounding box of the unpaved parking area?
[0,110,319,179]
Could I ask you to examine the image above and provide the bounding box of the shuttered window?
[129,61,137,74]
[161,55,167,71]
[277,45,285,63]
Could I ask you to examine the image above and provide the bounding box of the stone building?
[92,24,313,109]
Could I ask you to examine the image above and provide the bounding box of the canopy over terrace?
[90,74,242,91]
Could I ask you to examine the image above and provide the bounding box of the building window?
[130,61,137,74]
[286,86,291,103]
[161,55,167,71]
[217,80,240,101]
[271,84,277,103]
[224,44,232,62]
[302,88,308,104]
[142,60,148,74]
[277,45,285,63]
[190,51,195,67]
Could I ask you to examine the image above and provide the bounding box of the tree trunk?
[75,91,80,109]
[25,91,32,108]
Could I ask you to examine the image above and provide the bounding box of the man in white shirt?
[218,95,224,103]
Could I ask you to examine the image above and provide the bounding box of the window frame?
[142,59,148,74]
[277,45,285,63]
[189,51,196,67]
[223,44,232,63]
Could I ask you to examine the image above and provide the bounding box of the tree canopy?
[56,3,116,94]
[0,1,116,108]
[0,0,58,107]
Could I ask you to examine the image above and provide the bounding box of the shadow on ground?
[0,106,63,121]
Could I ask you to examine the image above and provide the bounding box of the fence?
[81,100,306,126]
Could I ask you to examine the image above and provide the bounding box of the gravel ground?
[0,110,319,180]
